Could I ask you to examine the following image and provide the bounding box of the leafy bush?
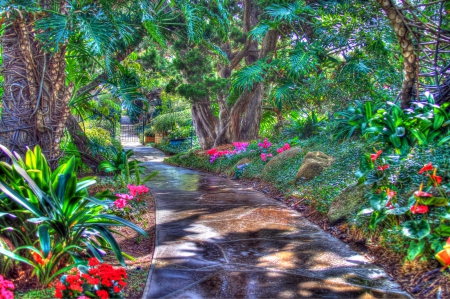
[152,109,191,134]
[0,145,147,285]
[98,148,157,187]
[283,110,324,138]
[357,148,450,262]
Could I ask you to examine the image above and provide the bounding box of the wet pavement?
[127,145,413,299]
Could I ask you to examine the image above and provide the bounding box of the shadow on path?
[128,145,412,299]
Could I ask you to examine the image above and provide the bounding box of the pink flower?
[0,275,15,299]
[410,205,428,214]
[127,184,149,196]
[276,143,290,154]
[261,153,273,162]
[114,198,128,209]
[116,193,134,200]
[77,296,91,299]
[232,142,249,152]
[258,138,272,149]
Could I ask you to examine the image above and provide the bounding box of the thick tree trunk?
[377,0,417,109]
[191,100,218,149]
[0,19,72,167]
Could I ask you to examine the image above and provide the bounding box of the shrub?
[0,145,147,286]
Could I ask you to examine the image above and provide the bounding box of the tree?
[0,0,205,166]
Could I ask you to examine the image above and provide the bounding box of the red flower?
[419,162,433,174]
[377,164,389,171]
[386,202,394,210]
[206,148,217,155]
[410,205,428,214]
[88,257,100,267]
[55,289,63,299]
[414,190,433,198]
[370,150,382,162]
[96,289,109,299]
[32,252,44,266]
[429,174,443,186]
[114,286,121,293]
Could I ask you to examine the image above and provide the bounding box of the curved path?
[126,144,412,299]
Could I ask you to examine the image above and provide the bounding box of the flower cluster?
[207,148,235,163]
[409,162,442,215]
[113,184,149,209]
[261,153,273,162]
[0,275,14,299]
[436,237,450,270]
[127,184,149,196]
[232,142,249,153]
[276,143,290,154]
[371,149,389,171]
[258,138,272,149]
[55,258,127,299]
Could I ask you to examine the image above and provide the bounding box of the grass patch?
[16,288,55,299]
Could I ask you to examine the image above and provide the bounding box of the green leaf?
[0,178,44,217]
[0,247,34,267]
[402,219,431,240]
[38,225,51,258]
[407,239,425,261]
[90,214,148,237]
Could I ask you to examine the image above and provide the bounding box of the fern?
[265,1,310,23]
[181,3,204,42]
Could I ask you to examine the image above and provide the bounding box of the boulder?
[262,147,303,178]
[295,151,334,182]
[327,183,370,224]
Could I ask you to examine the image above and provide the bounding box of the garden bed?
[10,179,156,299]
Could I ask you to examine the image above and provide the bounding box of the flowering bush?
[109,185,150,220]
[0,275,14,299]
[232,142,249,153]
[276,143,290,154]
[55,258,127,299]
[358,150,450,261]
[234,163,249,179]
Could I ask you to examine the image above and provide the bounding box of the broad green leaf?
[407,239,425,260]
[402,219,431,240]
[38,225,51,258]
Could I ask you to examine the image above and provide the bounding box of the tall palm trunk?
[1,18,73,167]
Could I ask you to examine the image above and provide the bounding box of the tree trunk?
[377,0,417,109]
[65,115,103,169]
[191,100,218,150]
[1,19,72,167]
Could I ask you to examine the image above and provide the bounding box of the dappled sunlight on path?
[130,145,412,299]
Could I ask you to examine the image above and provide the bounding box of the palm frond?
[75,9,115,55]
[143,20,166,47]
[181,3,204,42]
[265,1,310,23]
[204,42,229,64]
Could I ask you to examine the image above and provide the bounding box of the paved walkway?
[124,144,412,299]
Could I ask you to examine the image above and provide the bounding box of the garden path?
[123,143,413,299]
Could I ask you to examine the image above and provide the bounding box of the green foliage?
[334,100,381,140]
[0,145,147,285]
[283,110,323,138]
[152,109,192,134]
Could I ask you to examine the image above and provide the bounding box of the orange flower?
[435,238,450,270]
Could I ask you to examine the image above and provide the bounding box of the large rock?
[327,183,370,224]
[295,151,333,182]
[262,147,303,178]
